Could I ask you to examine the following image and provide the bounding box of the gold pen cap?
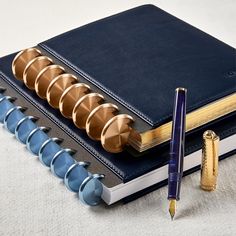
[200,130,219,191]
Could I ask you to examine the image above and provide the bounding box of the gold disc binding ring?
[12,48,41,81]
[101,114,134,153]
[35,65,65,99]
[46,73,78,109]
[72,93,104,129]
[59,83,91,119]
[86,103,119,141]
[23,56,53,90]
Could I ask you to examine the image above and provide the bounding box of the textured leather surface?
[38,46,151,133]
[39,4,236,127]
[0,53,236,184]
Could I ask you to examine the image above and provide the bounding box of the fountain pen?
[168,88,187,220]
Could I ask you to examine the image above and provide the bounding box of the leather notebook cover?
[38,4,236,151]
[0,4,236,203]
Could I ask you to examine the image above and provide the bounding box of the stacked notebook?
[0,4,235,205]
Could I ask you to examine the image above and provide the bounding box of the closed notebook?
[0,4,235,205]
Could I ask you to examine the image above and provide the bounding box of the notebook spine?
[0,87,104,206]
[12,48,134,153]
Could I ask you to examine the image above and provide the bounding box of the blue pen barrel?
[168,88,186,201]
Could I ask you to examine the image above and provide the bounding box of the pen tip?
[169,199,176,220]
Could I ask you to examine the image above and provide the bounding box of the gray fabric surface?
[0,1,236,235]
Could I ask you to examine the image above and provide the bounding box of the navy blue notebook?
[0,5,235,204]
[38,4,236,152]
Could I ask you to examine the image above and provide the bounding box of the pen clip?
[212,136,219,177]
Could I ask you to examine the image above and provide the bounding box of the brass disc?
[23,56,53,90]
[86,103,119,141]
[101,114,134,153]
[12,48,41,81]
[35,65,65,99]
[46,73,78,109]
[72,93,104,129]
[59,83,91,119]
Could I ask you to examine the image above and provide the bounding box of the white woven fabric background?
[0,1,236,235]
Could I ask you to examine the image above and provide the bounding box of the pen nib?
[169,199,176,220]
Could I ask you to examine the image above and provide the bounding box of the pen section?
[12,48,134,154]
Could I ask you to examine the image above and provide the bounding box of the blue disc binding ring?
[64,161,90,192]
[26,127,50,155]
[39,137,62,167]
[79,174,105,206]
[4,106,26,133]
[0,90,105,206]
[0,96,15,122]
[15,116,38,144]
[50,149,76,179]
